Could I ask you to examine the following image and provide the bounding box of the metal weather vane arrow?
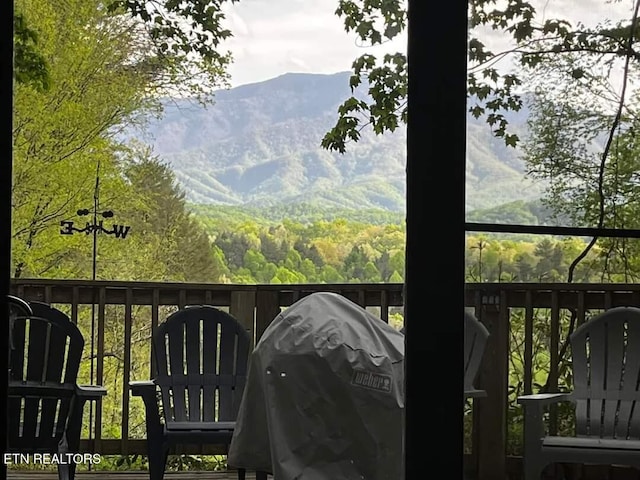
[57,159,131,465]
[60,209,131,238]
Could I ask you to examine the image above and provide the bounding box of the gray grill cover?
[228,292,404,480]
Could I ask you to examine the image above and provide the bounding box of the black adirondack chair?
[518,306,640,479]
[464,311,489,401]
[7,300,107,480]
[7,295,33,472]
[131,305,258,480]
[8,294,32,344]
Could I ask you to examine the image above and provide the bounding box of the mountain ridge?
[126,71,542,212]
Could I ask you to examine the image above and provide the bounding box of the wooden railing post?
[255,289,281,342]
[230,290,256,349]
[476,291,509,480]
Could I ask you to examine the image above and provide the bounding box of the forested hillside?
[187,204,616,285]
[128,72,542,212]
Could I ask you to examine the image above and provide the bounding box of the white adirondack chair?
[518,306,640,480]
[464,311,489,401]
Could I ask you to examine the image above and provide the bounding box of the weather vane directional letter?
[60,209,130,239]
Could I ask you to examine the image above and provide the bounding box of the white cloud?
[220,0,633,88]
[220,0,406,87]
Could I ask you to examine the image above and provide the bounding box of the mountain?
[127,71,542,212]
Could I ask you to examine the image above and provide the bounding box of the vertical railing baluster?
[230,291,257,350]
[44,285,52,304]
[255,288,280,341]
[549,290,560,435]
[476,288,508,480]
[604,290,613,310]
[381,289,389,323]
[632,288,640,308]
[71,286,79,325]
[577,290,586,328]
[473,288,482,316]
[121,288,133,455]
[524,290,534,395]
[95,287,106,452]
[150,289,159,380]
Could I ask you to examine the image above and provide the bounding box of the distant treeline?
[189,203,405,226]
[190,202,623,284]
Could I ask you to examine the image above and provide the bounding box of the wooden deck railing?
[9,279,403,456]
[10,279,640,480]
[464,282,640,480]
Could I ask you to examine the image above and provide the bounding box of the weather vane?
[60,209,130,239]
[58,160,131,464]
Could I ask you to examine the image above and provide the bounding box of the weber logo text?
[351,370,392,393]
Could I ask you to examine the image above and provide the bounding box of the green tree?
[322,0,640,153]
[118,150,220,282]
[260,233,288,264]
[523,53,640,281]
[344,245,368,279]
[13,11,49,90]
[244,249,267,276]
[211,245,231,281]
[107,0,236,100]
[534,239,557,280]
[284,249,303,271]
[362,261,382,282]
[307,245,325,267]
[389,270,403,283]
[233,268,257,284]
[270,266,306,284]
[376,251,392,281]
[319,265,345,283]
[515,252,536,282]
[11,0,236,280]
[216,231,252,269]
[259,263,279,284]
[388,250,405,277]
[12,0,153,277]
[299,258,318,282]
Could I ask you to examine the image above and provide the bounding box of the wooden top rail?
[10,279,405,307]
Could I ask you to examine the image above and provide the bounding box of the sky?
[220,0,407,87]
[219,0,636,88]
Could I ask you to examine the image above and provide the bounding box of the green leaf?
[505,134,519,148]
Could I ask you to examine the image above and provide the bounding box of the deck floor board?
[7,471,271,479]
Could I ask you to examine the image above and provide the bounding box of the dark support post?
[405,0,467,477]
[2,2,13,478]
[255,290,280,342]
[476,294,508,480]
[230,291,257,349]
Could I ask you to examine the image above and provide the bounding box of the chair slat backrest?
[8,295,32,351]
[464,311,489,394]
[153,306,251,425]
[570,306,640,440]
[8,302,84,452]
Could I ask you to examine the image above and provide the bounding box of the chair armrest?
[129,380,163,438]
[130,380,156,397]
[518,393,573,452]
[517,393,572,407]
[65,385,107,451]
[77,385,107,400]
[464,389,487,399]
